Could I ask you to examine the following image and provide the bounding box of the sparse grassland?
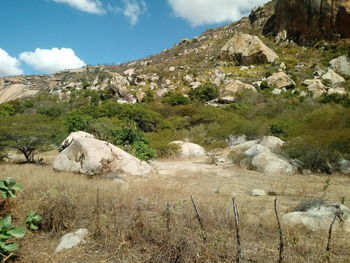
[2,160,350,263]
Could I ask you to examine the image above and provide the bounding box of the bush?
[0,103,15,118]
[320,93,350,107]
[111,128,156,161]
[162,91,190,106]
[64,111,95,133]
[189,83,219,102]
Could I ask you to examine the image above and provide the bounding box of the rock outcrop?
[220,33,278,65]
[266,72,296,89]
[170,141,206,157]
[267,0,350,42]
[329,55,350,76]
[54,133,153,176]
[222,80,257,96]
[282,204,350,232]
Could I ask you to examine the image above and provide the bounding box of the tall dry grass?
[1,163,350,263]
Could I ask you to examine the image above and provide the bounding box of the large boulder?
[251,152,295,175]
[54,134,153,176]
[282,204,350,232]
[302,79,327,98]
[321,68,345,85]
[259,136,285,152]
[220,33,278,65]
[58,131,95,152]
[170,141,206,157]
[244,144,270,158]
[222,80,257,96]
[329,55,350,77]
[268,0,350,42]
[266,72,295,89]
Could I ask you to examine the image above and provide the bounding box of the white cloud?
[0,48,23,77]
[123,0,147,25]
[168,0,268,26]
[52,0,105,14]
[108,0,147,25]
[19,48,86,74]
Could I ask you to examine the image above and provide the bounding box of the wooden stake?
[232,197,242,263]
[274,198,284,263]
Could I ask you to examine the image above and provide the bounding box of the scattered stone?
[220,33,278,65]
[55,229,88,253]
[329,55,350,76]
[266,72,295,89]
[222,80,257,95]
[244,144,270,157]
[321,68,345,85]
[302,169,312,175]
[339,159,350,174]
[227,135,247,147]
[251,189,266,196]
[327,87,347,95]
[302,79,327,98]
[282,204,350,232]
[169,66,176,72]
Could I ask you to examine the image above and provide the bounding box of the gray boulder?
[221,33,278,65]
[329,55,350,76]
[251,152,295,175]
[282,204,350,232]
[266,72,295,89]
[321,68,345,85]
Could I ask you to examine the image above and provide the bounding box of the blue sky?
[0,0,268,76]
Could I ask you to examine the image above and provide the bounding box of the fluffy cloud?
[19,48,86,74]
[52,0,105,14]
[0,48,23,77]
[123,0,147,25]
[168,0,268,26]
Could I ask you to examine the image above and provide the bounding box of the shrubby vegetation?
[0,83,349,170]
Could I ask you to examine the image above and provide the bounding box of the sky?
[0,0,268,76]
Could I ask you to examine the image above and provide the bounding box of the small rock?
[302,169,312,175]
[251,189,266,196]
[55,228,88,253]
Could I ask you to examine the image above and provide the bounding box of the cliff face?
[265,0,350,42]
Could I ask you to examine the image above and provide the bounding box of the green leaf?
[4,178,16,187]
[12,184,23,191]
[7,227,26,238]
[29,224,38,230]
[1,215,12,228]
[1,242,19,252]
[0,180,6,188]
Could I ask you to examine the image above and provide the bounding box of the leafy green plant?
[0,215,26,256]
[24,210,42,231]
[189,83,219,102]
[0,178,23,199]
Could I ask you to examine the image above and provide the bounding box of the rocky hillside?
[1,0,350,106]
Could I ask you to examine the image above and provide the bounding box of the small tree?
[0,115,64,163]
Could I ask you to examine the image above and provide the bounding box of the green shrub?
[64,112,94,133]
[111,128,156,161]
[320,93,350,107]
[269,121,294,140]
[0,103,15,118]
[0,178,23,199]
[25,210,42,231]
[37,105,66,118]
[0,215,26,256]
[189,83,219,102]
[162,91,190,106]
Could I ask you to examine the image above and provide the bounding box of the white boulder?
[170,141,206,157]
[266,72,295,89]
[251,189,266,196]
[54,134,153,176]
[282,204,350,232]
[321,68,345,85]
[59,131,95,152]
[251,152,295,175]
[244,144,270,157]
[329,55,350,77]
[259,136,285,152]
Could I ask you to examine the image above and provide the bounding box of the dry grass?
[1,161,350,263]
